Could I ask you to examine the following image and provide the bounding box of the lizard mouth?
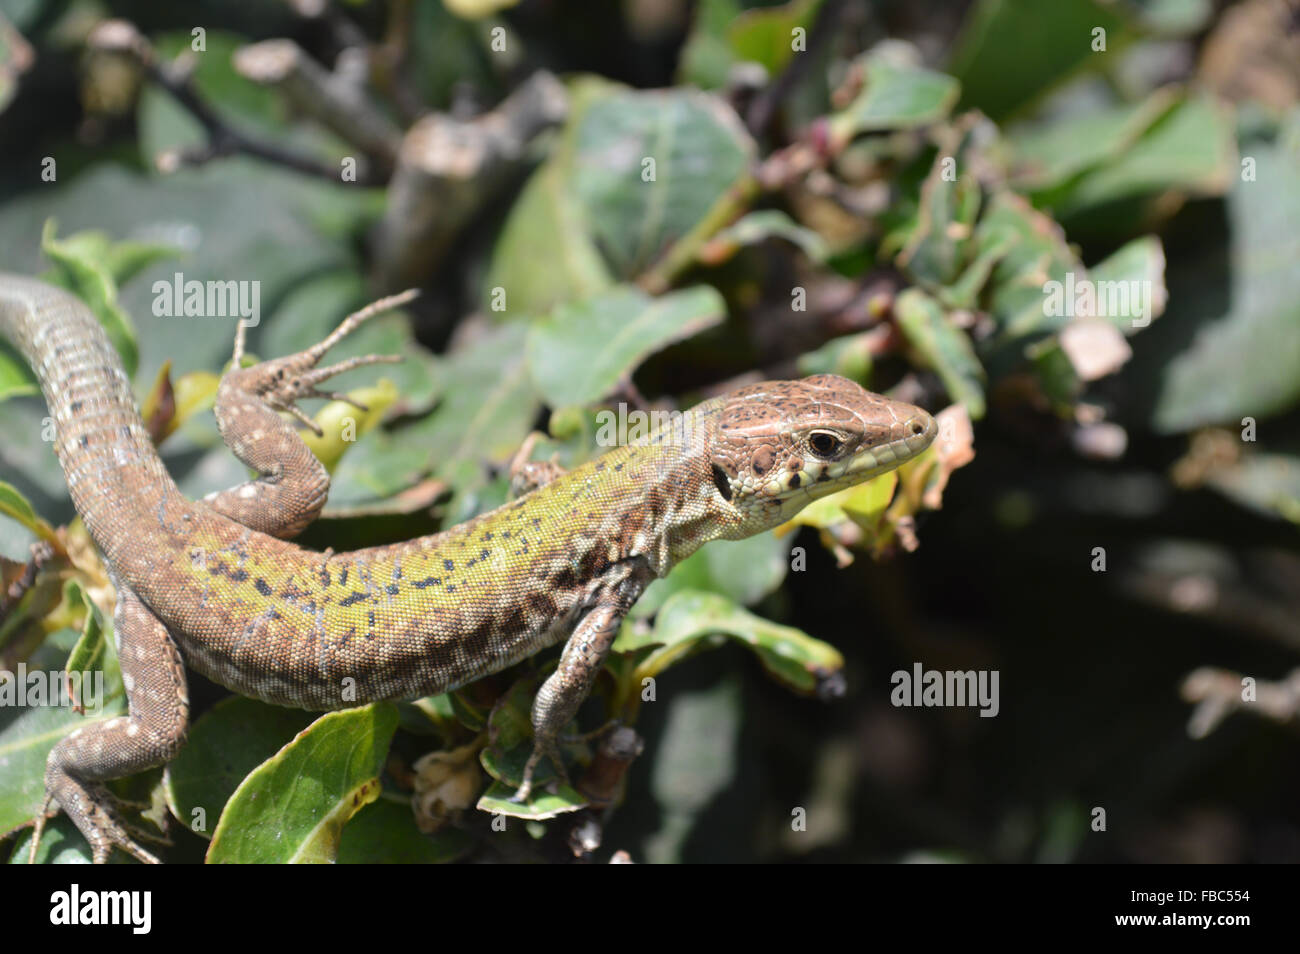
[764,408,941,501]
[843,410,938,479]
[755,408,938,505]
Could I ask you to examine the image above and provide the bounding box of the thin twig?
[88,19,368,185]
[234,39,403,172]
[745,0,848,138]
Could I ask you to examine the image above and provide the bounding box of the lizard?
[0,273,937,863]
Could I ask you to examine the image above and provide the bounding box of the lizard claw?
[38,770,164,864]
[509,740,569,803]
[229,291,415,423]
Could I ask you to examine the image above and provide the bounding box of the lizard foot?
[37,770,164,864]
[508,723,618,802]
[228,289,418,436]
[510,739,571,804]
[561,718,621,745]
[508,432,567,496]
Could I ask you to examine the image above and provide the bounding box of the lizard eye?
[808,431,843,459]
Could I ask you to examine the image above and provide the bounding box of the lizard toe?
[43,770,163,864]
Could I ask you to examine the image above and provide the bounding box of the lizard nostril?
[911,421,925,435]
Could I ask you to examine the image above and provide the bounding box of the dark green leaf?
[206,703,399,863]
[527,284,726,407]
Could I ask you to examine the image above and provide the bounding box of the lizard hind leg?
[36,583,189,864]
[205,289,418,539]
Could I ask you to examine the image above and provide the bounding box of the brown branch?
[88,19,365,185]
[234,39,403,174]
[371,71,568,291]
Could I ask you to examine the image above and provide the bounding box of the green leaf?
[796,332,874,386]
[484,160,615,317]
[484,76,620,317]
[404,321,537,518]
[337,797,474,863]
[940,229,1016,311]
[1026,335,1082,409]
[0,341,37,401]
[569,88,754,278]
[477,780,587,820]
[619,590,844,695]
[1129,0,1214,34]
[1142,120,1300,431]
[324,427,441,512]
[0,628,126,843]
[1008,87,1181,194]
[1085,235,1167,333]
[61,582,106,702]
[527,284,726,407]
[974,191,1084,341]
[39,221,142,379]
[1052,96,1235,218]
[643,674,743,862]
[205,703,399,863]
[895,288,986,419]
[0,700,127,846]
[9,815,100,865]
[678,0,744,89]
[726,0,824,76]
[705,209,829,263]
[828,57,960,146]
[1202,453,1300,524]
[948,0,1133,122]
[407,0,499,107]
[0,161,378,394]
[897,156,982,287]
[1019,236,1167,404]
[39,229,180,288]
[634,532,791,620]
[164,696,315,842]
[0,481,56,543]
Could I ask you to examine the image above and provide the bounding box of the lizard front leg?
[514,568,649,802]
[34,582,189,864]
[203,290,415,538]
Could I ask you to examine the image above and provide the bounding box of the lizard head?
[707,374,938,537]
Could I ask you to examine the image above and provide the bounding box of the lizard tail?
[0,274,183,562]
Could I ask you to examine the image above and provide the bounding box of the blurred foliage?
[0,0,1298,864]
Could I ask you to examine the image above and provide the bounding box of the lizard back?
[2,275,702,707]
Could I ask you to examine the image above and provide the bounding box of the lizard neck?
[597,401,741,577]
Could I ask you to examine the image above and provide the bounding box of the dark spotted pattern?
[2,275,937,861]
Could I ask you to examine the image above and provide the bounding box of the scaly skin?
[0,274,936,861]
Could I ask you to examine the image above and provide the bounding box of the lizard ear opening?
[711,464,733,502]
